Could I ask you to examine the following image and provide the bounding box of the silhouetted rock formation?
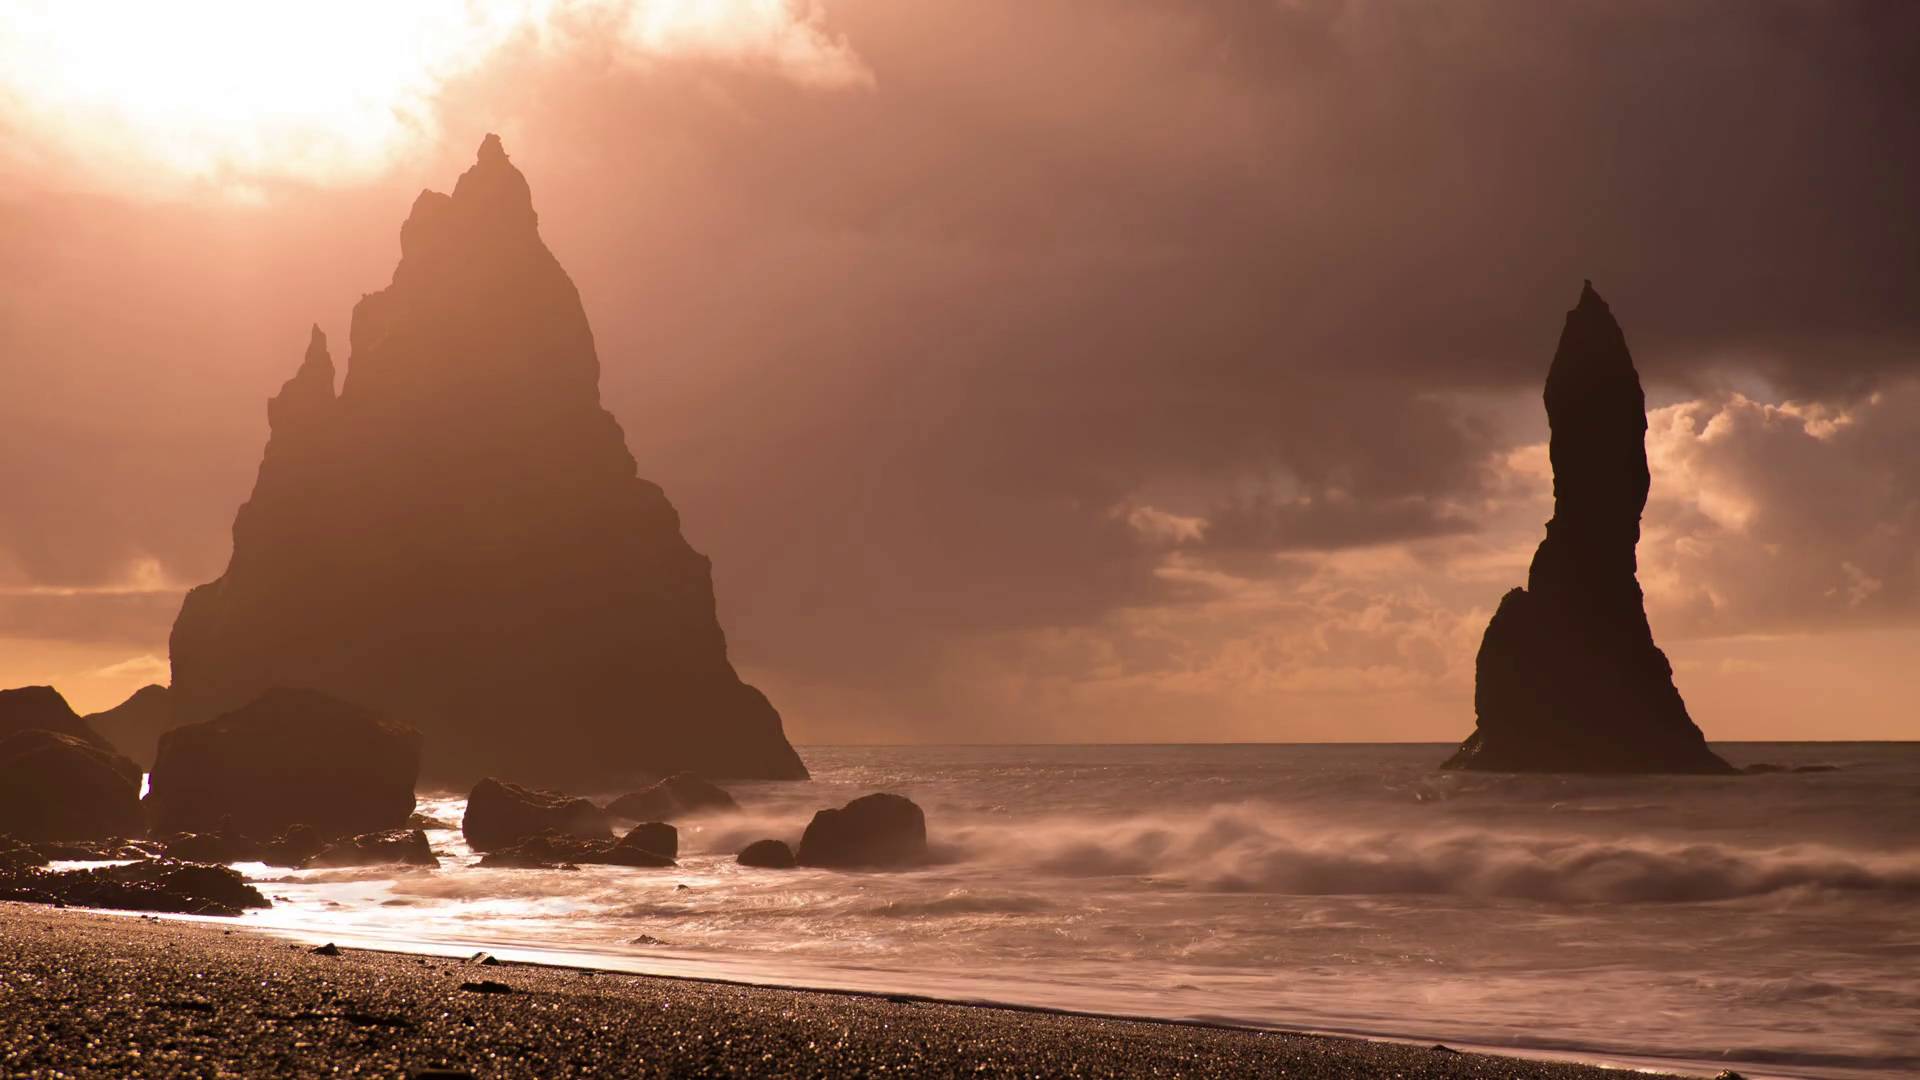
[84,684,174,769]
[146,688,421,836]
[24,838,157,862]
[0,860,268,916]
[168,135,806,786]
[0,835,46,871]
[606,773,738,821]
[159,821,324,866]
[475,824,675,869]
[306,828,438,868]
[0,685,118,752]
[0,729,142,841]
[158,825,265,864]
[1444,283,1732,775]
[461,778,610,852]
[737,838,796,869]
[797,793,928,868]
[620,822,678,861]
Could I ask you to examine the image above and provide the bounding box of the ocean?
[165,743,1918,1079]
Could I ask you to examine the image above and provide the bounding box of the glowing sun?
[0,1,865,196]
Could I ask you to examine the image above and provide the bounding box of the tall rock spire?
[170,136,807,785]
[1444,282,1731,774]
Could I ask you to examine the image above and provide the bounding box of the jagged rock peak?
[399,134,536,266]
[267,325,336,431]
[169,136,807,786]
[1546,281,1641,409]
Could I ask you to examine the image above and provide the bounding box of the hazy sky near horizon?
[3,1,1918,741]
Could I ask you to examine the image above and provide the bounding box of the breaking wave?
[943,805,1920,903]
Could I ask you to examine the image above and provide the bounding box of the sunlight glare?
[0,1,865,196]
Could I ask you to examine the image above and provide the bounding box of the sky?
[2,1,1918,742]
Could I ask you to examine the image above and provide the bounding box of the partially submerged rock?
[0,860,269,916]
[618,822,677,862]
[475,825,676,870]
[0,835,48,871]
[160,822,332,867]
[0,728,142,842]
[146,688,422,837]
[605,773,738,821]
[159,826,263,865]
[1443,283,1733,775]
[797,793,928,869]
[306,828,438,868]
[462,778,611,851]
[28,838,157,862]
[737,839,796,869]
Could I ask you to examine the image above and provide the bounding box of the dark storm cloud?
[525,0,1919,640]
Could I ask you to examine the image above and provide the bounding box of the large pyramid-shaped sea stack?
[170,135,806,785]
[1444,282,1731,775]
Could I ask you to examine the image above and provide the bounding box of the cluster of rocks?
[461,778,673,869]
[727,793,930,872]
[0,859,268,917]
[457,775,930,873]
[3,677,936,922]
[0,685,436,915]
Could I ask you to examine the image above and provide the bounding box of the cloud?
[0,0,867,196]
[1638,383,1920,637]
[92,654,171,683]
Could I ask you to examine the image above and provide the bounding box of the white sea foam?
[216,744,1920,1079]
[933,806,1920,902]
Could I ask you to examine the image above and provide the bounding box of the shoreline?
[1,902,1684,1079]
[211,918,1728,1078]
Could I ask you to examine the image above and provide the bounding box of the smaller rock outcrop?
[0,835,48,870]
[461,779,611,851]
[159,823,263,864]
[737,839,796,869]
[159,821,335,867]
[605,773,738,821]
[267,824,331,866]
[147,688,421,837]
[475,823,676,869]
[796,793,928,869]
[83,684,175,769]
[617,822,678,862]
[25,838,156,862]
[0,729,142,841]
[0,859,268,916]
[306,828,438,868]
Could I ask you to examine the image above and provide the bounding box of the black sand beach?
[0,904,1670,1079]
